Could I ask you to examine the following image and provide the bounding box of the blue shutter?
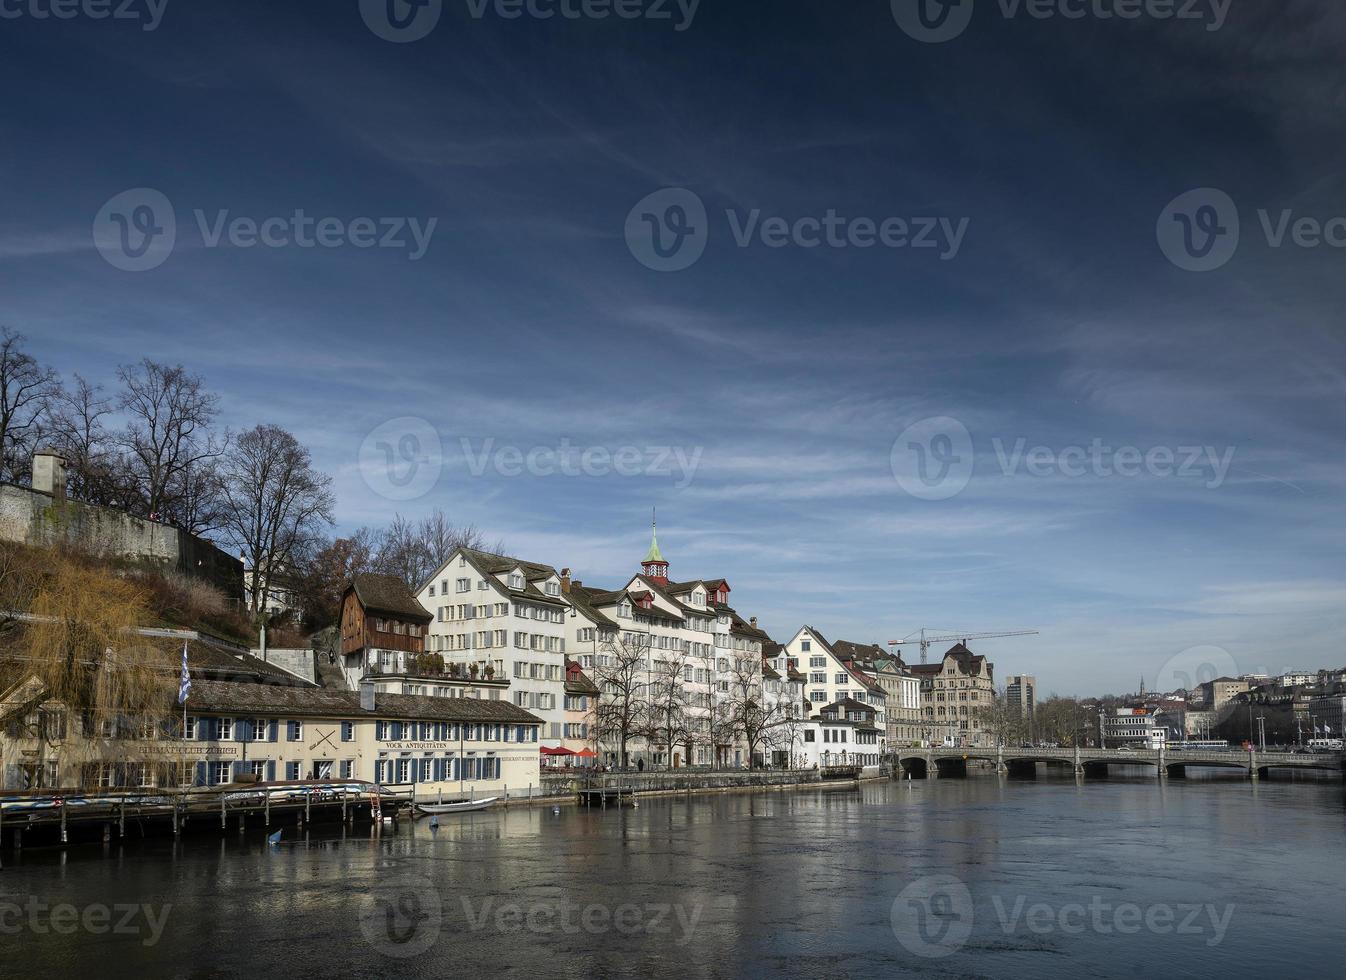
[234,761,247,779]
[374,760,386,784]
[195,762,208,787]
[269,721,278,743]
[233,718,244,742]
[266,761,276,782]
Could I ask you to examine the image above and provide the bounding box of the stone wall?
[0,484,243,599]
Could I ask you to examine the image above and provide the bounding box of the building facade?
[338,573,434,690]
[567,527,770,768]
[1005,674,1037,727]
[910,644,996,747]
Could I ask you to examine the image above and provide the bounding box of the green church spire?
[643,509,665,563]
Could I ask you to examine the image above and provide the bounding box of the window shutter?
[269,721,278,742]
[196,762,208,787]
[266,761,277,782]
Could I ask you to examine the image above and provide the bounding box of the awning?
[574,749,598,758]
[540,746,576,756]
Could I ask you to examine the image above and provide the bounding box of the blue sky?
[2,1,1343,695]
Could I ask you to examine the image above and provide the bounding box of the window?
[456,578,470,593]
[288,721,303,742]
[286,762,301,780]
[810,656,825,668]
[509,573,523,589]
[804,730,815,743]
[429,585,436,597]
[801,640,811,652]
[341,760,354,779]
[218,718,233,741]
[545,581,559,596]
[341,721,355,742]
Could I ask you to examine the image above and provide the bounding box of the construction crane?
[888,627,1039,664]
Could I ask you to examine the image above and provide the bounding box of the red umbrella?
[575,749,598,758]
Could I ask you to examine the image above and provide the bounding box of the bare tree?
[367,509,495,591]
[644,654,691,767]
[592,632,650,769]
[416,509,491,571]
[218,424,335,619]
[116,359,226,530]
[0,328,59,484]
[3,552,176,791]
[982,686,1030,748]
[722,657,786,769]
[46,374,129,507]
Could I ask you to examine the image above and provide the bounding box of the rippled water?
[2,771,1342,978]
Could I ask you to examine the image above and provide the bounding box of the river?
[2,771,1342,978]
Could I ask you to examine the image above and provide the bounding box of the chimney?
[750,616,757,629]
[31,449,67,501]
[560,568,571,594]
[360,679,376,712]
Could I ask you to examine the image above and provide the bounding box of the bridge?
[896,746,1346,781]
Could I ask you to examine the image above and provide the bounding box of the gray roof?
[350,573,432,622]
[186,679,544,724]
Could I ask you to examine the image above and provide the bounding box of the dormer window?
[619,602,632,619]
[545,581,559,596]
[509,573,523,590]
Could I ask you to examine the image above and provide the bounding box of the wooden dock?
[0,780,407,854]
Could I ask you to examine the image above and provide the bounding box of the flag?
[178,641,191,705]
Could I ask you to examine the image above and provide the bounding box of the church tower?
[641,512,669,584]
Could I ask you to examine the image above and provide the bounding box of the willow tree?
[6,552,177,788]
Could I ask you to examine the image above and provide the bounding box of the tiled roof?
[566,585,618,629]
[350,573,432,622]
[564,659,600,696]
[818,696,878,718]
[186,679,544,724]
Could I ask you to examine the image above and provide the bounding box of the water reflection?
[1,773,1342,978]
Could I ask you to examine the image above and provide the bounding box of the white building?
[798,698,884,773]
[1105,708,1167,749]
[780,627,887,742]
[416,548,570,750]
[566,526,770,768]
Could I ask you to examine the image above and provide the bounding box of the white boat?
[415,797,498,815]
